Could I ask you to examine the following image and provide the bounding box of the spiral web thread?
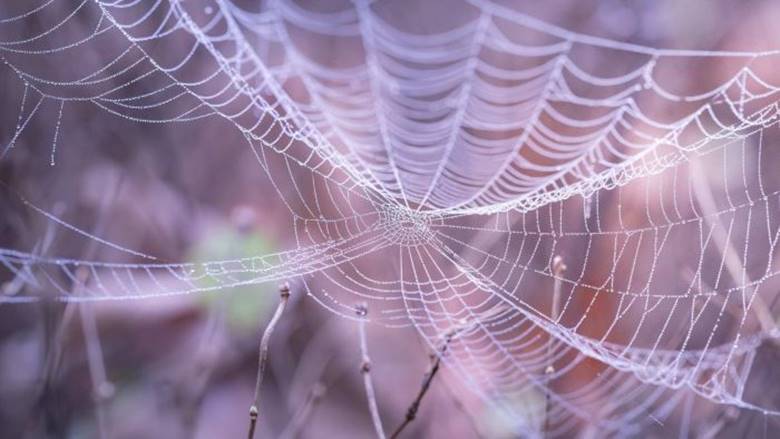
[2,0,780,436]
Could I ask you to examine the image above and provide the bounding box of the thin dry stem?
[70,186,117,439]
[248,282,291,439]
[690,160,776,334]
[278,319,338,438]
[438,383,486,439]
[77,269,114,439]
[179,307,223,436]
[683,268,743,318]
[279,381,327,439]
[697,406,740,438]
[389,328,458,439]
[357,304,386,439]
[544,256,566,437]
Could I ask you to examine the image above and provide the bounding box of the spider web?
[2,0,780,436]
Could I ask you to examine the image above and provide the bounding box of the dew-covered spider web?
[2,0,780,436]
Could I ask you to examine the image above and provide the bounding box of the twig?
[76,268,114,439]
[41,186,117,438]
[1,205,59,300]
[544,256,566,437]
[682,268,743,318]
[549,256,566,328]
[389,328,458,439]
[357,304,386,439]
[279,380,327,439]
[76,182,121,439]
[439,384,486,439]
[248,282,291,439]
[278,318,338,438]
[178,305,224,437]
[690,160,776,334]
[697,406,740,439]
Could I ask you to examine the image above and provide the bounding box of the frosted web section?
[2,0,780,436]
[0,0,391,201]
[223,0,780,214]
[0,225,390,303]
[299,126,780,436]
[4,0,778,214]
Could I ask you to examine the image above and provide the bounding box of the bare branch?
[248,282,291,439]
[279,381,327,439]
[357,304,386,439]
[64,185,118,439]
[76,268,114,439]
[178,307,224,437]
[438,383,486,439]
[690,160,776,334]
[388,309,497,438]
[544,255,566,436]
[389,328,458,439]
